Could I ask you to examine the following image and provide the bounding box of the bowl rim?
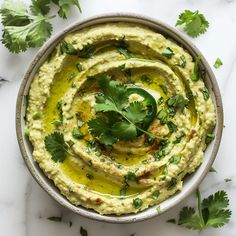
[15,12,223,224]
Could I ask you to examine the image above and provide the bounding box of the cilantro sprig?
[88,74,164,145]
[176,10,209,38]
[167,189,231,230]
[0,0,82,53]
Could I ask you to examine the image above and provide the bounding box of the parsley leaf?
[176,10,209,38]
[175,190,232,230]
[214,58,223,69]
[44,132,68,162]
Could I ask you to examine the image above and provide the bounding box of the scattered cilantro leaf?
[166,218,176,224]
[80,227,88,236]
[176,10,209,37]
[52,0,82,19]
[214,58,223,69]
[169,155,181,164]
[44,132,68,162]
[30,0,51,15]
[47,216,62,222]
[125,171,137,182]
[176,190,231,230]
[224,178,232,183]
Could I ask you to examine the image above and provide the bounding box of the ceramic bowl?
[16,13,223,223]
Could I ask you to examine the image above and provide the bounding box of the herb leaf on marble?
[167,189,232,230]
[0,0,82,53]
[176,10,209,37]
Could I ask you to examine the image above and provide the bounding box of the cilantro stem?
[196,188,205,229]
[118,110,166,141]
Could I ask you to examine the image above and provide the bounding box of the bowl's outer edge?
[16,13,224,224]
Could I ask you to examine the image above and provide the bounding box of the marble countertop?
[1,0,236,235]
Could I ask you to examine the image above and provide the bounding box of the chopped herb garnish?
[152,190,160,200]
[133,198,143,209]
[141,74,153,84]
[167,121,178,133]
[117,63,125,71]
[167,94,188,112]
[167,177,177,190]
[154,148,169,161]
[201,87,210,101]
[224,178,232,183]
[68,72,76,81]
[206,133,215,144]
[72,127,83,139]
[60,40,77,55]
[191,56,201,81]
[32,112,41,120]
[157,109,168,125]
[159,84,168,94]
[86,173,94,180]
[125,171,137,182]
[76,62,83,72]
[162,47,174,59]
[157,96,164,105]
[214,58,223,69]
[169,155,181,164]
[77,120,85,128]
[173,132,186,144]
[78,45,95,58]
[177,55,186,68]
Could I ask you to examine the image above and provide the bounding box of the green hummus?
[26,23,216,215]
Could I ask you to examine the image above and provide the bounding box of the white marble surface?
[0,0,236,235]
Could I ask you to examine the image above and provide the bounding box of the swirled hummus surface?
[26,23,216,215]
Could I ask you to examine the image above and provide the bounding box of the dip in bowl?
[16,14,223,223]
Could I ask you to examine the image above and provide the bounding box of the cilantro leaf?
[176,190,232,231]
[0,0,53,53]
[176,10,209,38]
[214,58,223,69]
[44,132,68,162]
[95,74,129,111]
[124,101,147,124]
[80,227,88,236]
[178,207,203,230]
[111,121,137,140]
[52,0,82,19]
[30,0,51,15]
